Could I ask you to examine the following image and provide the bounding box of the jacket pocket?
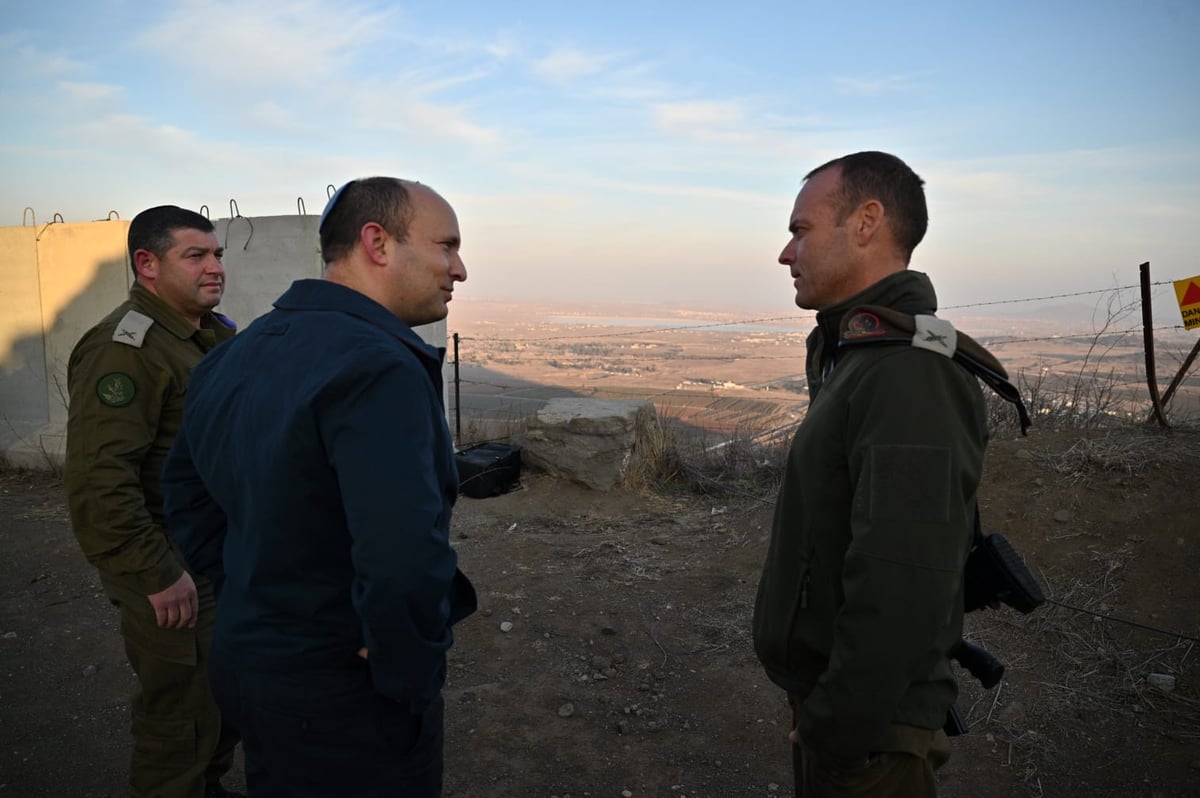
[782,562,813,671]
[754,553,812,674]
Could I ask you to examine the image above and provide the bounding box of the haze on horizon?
[2,1,1197,313]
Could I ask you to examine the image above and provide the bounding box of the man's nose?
[779,240,795,265]
[451,255,467,282]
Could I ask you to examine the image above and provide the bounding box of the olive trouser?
[788,691,950,798]
[106,575,239,798]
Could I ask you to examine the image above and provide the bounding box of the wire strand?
[942,281,1176,310]
[1045,598,1199,642]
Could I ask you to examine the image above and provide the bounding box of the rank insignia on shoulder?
[912,314,958,357]
[97,372,136,407]
[112,310,154,348]
[843,311,889,339]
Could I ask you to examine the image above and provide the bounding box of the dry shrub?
[1033,428,1200,483]
[455,412,530,449]
[653,420,790,501]
[622,403,670,489]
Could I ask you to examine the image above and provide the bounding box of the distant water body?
[546,316,806,334]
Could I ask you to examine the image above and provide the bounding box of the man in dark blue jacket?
[162,177,476,797]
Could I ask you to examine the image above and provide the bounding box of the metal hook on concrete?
[107,210,119,220]
[297,197,306,216]
[326,184,337,199]
[223,199,254,251]
[22,207,35,227]
[199,205,210,219]
[35,215,62,241]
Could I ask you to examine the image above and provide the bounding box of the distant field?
[448,298,1200,439]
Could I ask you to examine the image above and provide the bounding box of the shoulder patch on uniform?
[843,311,889,339]
[96,372,136,407]
[912,314,958,357]
[112,310,154,348]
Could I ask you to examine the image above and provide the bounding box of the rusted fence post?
[1140,262,1169,428]
[453,332,462,443]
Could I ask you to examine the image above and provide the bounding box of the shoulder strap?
[839,305,1032,434]
[112,310,154,348]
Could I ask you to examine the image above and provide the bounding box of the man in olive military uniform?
[64,206,240,798]
[753,153,990,797]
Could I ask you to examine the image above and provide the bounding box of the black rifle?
[944,526,1045,736]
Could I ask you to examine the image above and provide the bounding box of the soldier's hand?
[147,572,199,629]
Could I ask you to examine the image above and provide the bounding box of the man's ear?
[852,199,885,246]
[132,249,158,282]
[360,222,390,265]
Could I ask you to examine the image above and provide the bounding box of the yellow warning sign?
[1175,275,1200,330]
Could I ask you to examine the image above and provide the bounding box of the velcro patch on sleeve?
[868,445,952,523]
[912,315,957,357]
[96,372,137,407]
[842,310,891,339]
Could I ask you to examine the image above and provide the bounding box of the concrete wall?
[0,214,449,470]
[213,215,323,324]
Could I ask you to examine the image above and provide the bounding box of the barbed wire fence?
[448,271,1199,447]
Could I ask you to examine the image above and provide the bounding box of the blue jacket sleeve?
[321,359,460,710]
[161,421,228,595]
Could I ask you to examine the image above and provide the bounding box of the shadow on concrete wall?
[0,253,131,470]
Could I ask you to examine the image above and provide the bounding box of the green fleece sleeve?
[63,331,185,595]
[796,348,985,760]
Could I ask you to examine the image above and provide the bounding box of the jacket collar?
[807,270,939,388]
[273,279,442,364]
[128,282,230,341]
[815,270,938,333]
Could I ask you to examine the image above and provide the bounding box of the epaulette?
[839,305,1031,434]
[111,310,155,348]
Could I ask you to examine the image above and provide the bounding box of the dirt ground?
[2,426,1198,797]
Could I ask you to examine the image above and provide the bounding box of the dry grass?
[1031,428,1200,483]
[961,532,1200,794]
[650,421,790,501]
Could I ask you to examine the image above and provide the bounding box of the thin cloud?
[135,0,397,87]
[486,159,776,206]
[484,36,520,60]
[400,100,500,146]
[0,32,84,78]
[654,100,746,130]
[247,101,297,130]
[73,113,260,172]
[650,100,758,143]
[58,82,124,103]
[133,2,504,147]
[532,46,617,83]
[832,73,920,96]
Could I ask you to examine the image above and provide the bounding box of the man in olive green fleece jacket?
[64,206,240,798]
[752,151,988,797]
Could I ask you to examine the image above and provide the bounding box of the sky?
[2,0,1198,313]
